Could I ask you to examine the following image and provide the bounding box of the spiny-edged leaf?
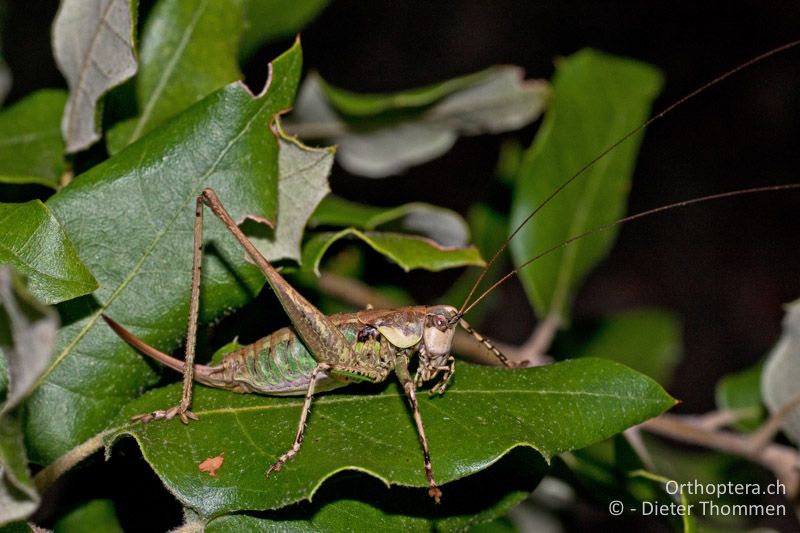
[53,499,123,533]
[288,68,548,177]
[715,362,765,432]
[571,308,682,384]
[240,0,329,59]
[510,49,662,323]
[760,299,800,444]
[0,90,66,188]
[52,0,138,152]
[0,269,57,526]
[107,0,245,154]
[310,195,471,247]
[248,131,334,263]
[204,448,544,531]
[301,228,485,276]
[24,42,302,464]
[110,358,674,515]
[0,201,98,305]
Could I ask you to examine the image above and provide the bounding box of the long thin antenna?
[460,184,800,318]
[458,39,800,315]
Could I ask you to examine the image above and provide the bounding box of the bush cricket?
[103,41,800,503]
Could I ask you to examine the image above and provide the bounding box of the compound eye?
[433,315,447,330]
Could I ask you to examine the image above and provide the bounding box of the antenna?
[457,39,800,316]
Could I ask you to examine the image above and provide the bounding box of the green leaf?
[107,0,245,154]
[204,449,542,531]
[0,413,36,527]
[111,358,674,516]
[509,49,663,323]
[0,269,58,526]
[301,228,485,276]
[715,363,765,432]
[248,132,334,263]
[52,0,138,152]
[0,90,66,189]
[24,41,302,464]
[288,68,548,177]
[311,195,471,246]
[760,299,800,444]
[240,0,329,59]
[53,499,123,533]
[0,201,98,305]
[573,308,682,384]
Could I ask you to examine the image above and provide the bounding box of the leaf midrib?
[35,86,276,391]
[188,387,668,417]
[128,0,209,144]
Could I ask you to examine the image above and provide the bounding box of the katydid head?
[416,305,459,381]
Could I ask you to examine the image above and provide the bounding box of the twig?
[33,430,111,493]
[639,414,800,498]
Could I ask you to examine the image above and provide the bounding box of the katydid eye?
[433,316,447,330]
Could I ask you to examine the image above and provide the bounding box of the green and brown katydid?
[103,41,800,503]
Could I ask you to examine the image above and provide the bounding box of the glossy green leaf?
[288,68,548,177]
[53,499,123,533]
[760,299,800,444]
[110,358,675,516]
[204,449,542,531]
[240,0,329,59]
[0,201,98,305]
[715,363,765,432]
[573,308,682,384]
[24,42,302,464]
[510,49,663,322]
[0,90,66,188]
[0,269,58,526]
[311,195,471,246]
[52,0,138,152]
[249,133,334,262]
[107,0,245,153]
[301,228,485,276]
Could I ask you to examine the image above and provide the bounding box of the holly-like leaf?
[107,0,245,154]
[301,228,485,276]
[0,90,66,188]
[110,358,675,516]
[288,67,548,177]
[0,269,58,526]
[24,42,302,464]
[52,0,138,152]
[240,0,329,59]
[761,299,800,444]
[249,131,334,263]
[310,195,471,247]
[204,449,543,531]
[510,49,663,323]
[0,201,98,305]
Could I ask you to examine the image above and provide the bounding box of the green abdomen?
[218,315,382,395]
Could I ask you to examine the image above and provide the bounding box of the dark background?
[295,1,800,413]
[5,1,800,531]
[5,0,800,416]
